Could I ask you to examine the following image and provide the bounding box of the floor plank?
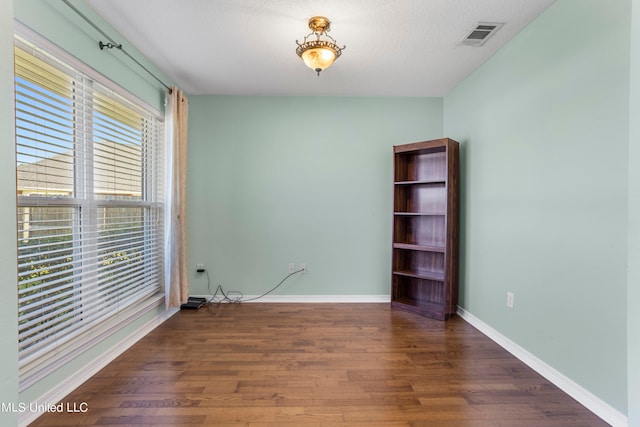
[29,303,608,426]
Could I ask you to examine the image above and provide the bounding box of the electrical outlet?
[289,263,295,273]
[506,291,514,309]
[196,264,205,273]
[299,263,307,274]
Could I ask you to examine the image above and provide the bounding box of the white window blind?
[15,35,165,389]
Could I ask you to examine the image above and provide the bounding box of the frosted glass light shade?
[301,48,336,74]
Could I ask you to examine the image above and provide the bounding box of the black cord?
[240,269,304,302]
[203,270,213,303]
[202,269,304,305]
[208,283,242,304]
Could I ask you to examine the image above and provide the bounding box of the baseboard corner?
[456,306,628,427]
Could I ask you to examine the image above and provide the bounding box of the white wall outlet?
[506,291,514,309]
[299,263,307,274]
[289,263,295,273]
[196,264,205,272]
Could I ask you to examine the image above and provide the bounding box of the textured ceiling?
[85,0,556,97]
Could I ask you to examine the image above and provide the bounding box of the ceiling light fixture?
[296,16,345,76]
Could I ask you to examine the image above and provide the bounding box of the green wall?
[0,1,18,426]
[187,96,442,298]
[444,0,629,415]
[628,1,640,425]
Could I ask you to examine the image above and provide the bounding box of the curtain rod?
[61,0,173,94]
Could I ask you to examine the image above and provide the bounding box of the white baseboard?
[191,294,390,303]
[457,306,627,427]
[19,307,179,427]
[245,294,390,303]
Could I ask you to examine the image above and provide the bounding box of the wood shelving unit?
[391,138,459,320]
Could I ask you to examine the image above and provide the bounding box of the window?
[14,35,165,388]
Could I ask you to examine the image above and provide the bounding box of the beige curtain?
[166,87,189,307]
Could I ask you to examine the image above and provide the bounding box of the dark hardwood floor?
[30,303,607,426]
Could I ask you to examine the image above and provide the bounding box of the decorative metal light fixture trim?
[296,16,345,76]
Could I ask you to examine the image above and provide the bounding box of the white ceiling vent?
[458,22,504,47]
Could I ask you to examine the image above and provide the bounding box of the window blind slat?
[18,286,160,366]
[15,83,74,115]
[94,120,141,145]
[15,113,75,142]
[18,267,159,318]
[15,132,73,156]
[15,100,92,129]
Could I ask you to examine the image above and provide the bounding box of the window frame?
[14,26,166,390]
